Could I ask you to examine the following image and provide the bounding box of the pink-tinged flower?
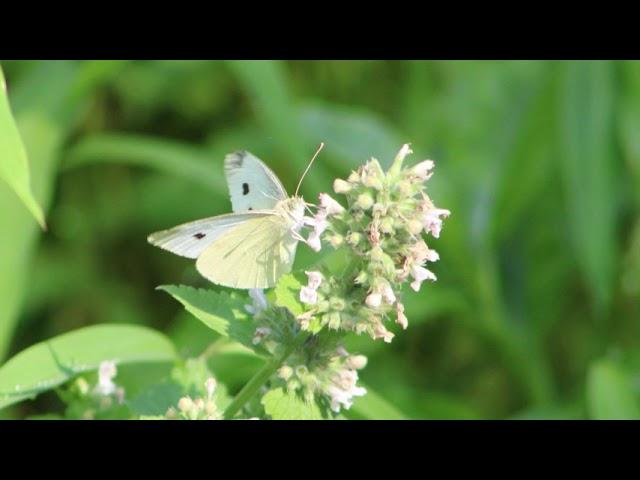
[305,271,323,290]
[426,248,440,262]
[245,288,268,315]
[94,360,118,397]
[382,284,396,305]
[300,271,323,305]
[373,323,395,343]
[326,370,367,412]
[411,159,435,180]
[422,207,451,239]
[365,292,382,308]
[252,327,272,345]
[319,193,345,216]
[205,378,217,400]
[303,214,328,252]
[396,302,408,330]
[410,265,437,292]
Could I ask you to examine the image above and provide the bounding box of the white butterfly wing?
[196,212,298,289]
[225,151,288,212]
[147,211,273,259]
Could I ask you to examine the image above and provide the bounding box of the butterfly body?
[148,151,308,289]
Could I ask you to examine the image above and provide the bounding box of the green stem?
[223,331,310,419]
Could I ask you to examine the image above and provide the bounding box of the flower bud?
[365,293,382,308]
[178,396,194,413]
[205,400,217,416]
[347,355,368,370]
[348,171,360,183]
[327,234,344,248]
[396,179,413,196]
[407,219,424,235]
[278,365,293,380]
[333,178,352,193]
[346,232,363,247]
[327,312,342,330]
[355,193,374,210]
[329,296,346,311]
[380,217,395,234]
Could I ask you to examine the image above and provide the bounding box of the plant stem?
[223,331,310,419]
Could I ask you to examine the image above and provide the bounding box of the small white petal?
[305,271,323,290]
[319,193,345,216]
[300,286,318,305]
[365,293,382,308]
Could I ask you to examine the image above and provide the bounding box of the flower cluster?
[167,377,221,420]
[276,342,367,413]
[299,144,450,342]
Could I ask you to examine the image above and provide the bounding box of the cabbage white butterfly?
[148,146,322,289]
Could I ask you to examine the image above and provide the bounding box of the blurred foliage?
[0,60,639,419]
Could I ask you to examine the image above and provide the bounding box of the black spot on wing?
[248,207,253,210]
[193,233,206,239]
[242,183,249,195]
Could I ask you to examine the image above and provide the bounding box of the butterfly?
[148,147,322,289]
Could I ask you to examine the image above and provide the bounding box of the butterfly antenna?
[295,142,324,197]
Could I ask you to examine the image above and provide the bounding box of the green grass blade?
[558,61,618,312]
[0,65,46,228]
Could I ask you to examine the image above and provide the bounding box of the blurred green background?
[1,60,639,419]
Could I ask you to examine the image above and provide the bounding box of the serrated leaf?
[261,387,324,420]
[273,273,304,316]
[587,360,640,420]
[0,65,45,228]
[0,324,177,410]
[159,285,256,349]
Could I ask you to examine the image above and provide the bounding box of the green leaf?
[159,285,256,349]
[0,324,177,410]
[273,273,304,316]
[346,383,407,420]
[558,61,617,312]
[587,359,640,420]
[261,387,324,420]
[0,65,45,228]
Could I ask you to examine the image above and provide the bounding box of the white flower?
[305,271,323,290]
[411,159,435,180]
[382,284,396,305]
[300,271,323,305]
[94,360,118,397]
[333,178,352,193]
[373,323,395,343]
[426,248,440,262]
[245,288,268,315]
[422,207,451,239]
[365,292,382,308]
[300,287,318,304]
[252,327,272,345]
[326,370,367,413]
[319,193,345,216]
[410,265,437,292]
[205,378,217,400]
[396,302,408,330]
